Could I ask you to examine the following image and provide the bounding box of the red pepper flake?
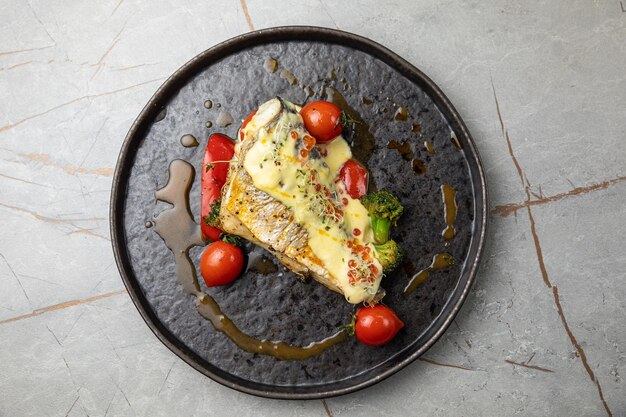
[348,259,357,268]
[300,149,308,158]
[290,131,298,140]
[315,183,322,192]
[353,228,361,236]
[342,198,349,206]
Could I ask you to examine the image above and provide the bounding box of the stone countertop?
[1,1,624,416]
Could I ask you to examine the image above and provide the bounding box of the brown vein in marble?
[494,88,551,288]
[418,357,474,371]
[505,359,554,373]
[0,45,53,57]
[494,175,626,217]
[0,289,127,325]
[111,0,125,16]
[0,201,105,225]
[240,0,255,31]
[90,25,125,80]
[0,171,59,189]
[67,225,111,241]
[0,60,33,72]
[22,153,114,176]
[112,62,159,72]
[9,60,33,69]
[0,77,164,132]
[492,81,613,417]
[552,286,612,416]
[322,399,334,417]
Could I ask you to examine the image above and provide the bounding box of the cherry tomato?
[300,101,342,143]
[201,134,235,241]
[240,109,256,140]
[200,241,244,287]
[354,305,404,346]
[339,159,368,199]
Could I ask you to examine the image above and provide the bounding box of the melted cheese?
[242,98,382,304]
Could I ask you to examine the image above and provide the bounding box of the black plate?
[110,26,487,399]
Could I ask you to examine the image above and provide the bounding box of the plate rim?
[109,25,488,400]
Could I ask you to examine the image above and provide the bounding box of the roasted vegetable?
[361,190,404,244]
[373,239,403,274]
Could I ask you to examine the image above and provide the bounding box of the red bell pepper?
[201,134,235,241]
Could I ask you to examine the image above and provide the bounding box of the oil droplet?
[441,183,457,239]
[394,106,409,121]
[412,159,427,175]
[145,221,153,228]
[451,134,463,150]
[153,160,205,295]
[206,121,213,128]
[404,253,455,295]
[411,123,422,133]
[264,57,278,73]
[216,103,222,108]
[387,140,414,161]
[424,140,436,154]
[154,107,167,122]
[204,100,213,109]
[216,112,233,128]
[382,107,388,113]
[280,70,298,86]
[180,134,199,148]
[361,97,373,105]
[403,261,416,277]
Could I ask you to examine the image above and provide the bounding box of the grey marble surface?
[0,1,624,416]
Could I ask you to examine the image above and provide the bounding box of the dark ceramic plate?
[110,26,486,399]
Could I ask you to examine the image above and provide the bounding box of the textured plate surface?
[110,26,486,399]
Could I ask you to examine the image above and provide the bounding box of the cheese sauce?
[241,98,382,303]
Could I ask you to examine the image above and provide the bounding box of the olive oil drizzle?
[154,160,204,295]
[153,159,348,360]
[441,183,457,240]
[197,296,348,360]
[424,140,435,154]
[403,253,455,295]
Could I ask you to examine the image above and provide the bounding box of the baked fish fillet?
[219,97,383,304]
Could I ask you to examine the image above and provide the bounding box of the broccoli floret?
[361,190,404,244]
[374,240,403,274]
